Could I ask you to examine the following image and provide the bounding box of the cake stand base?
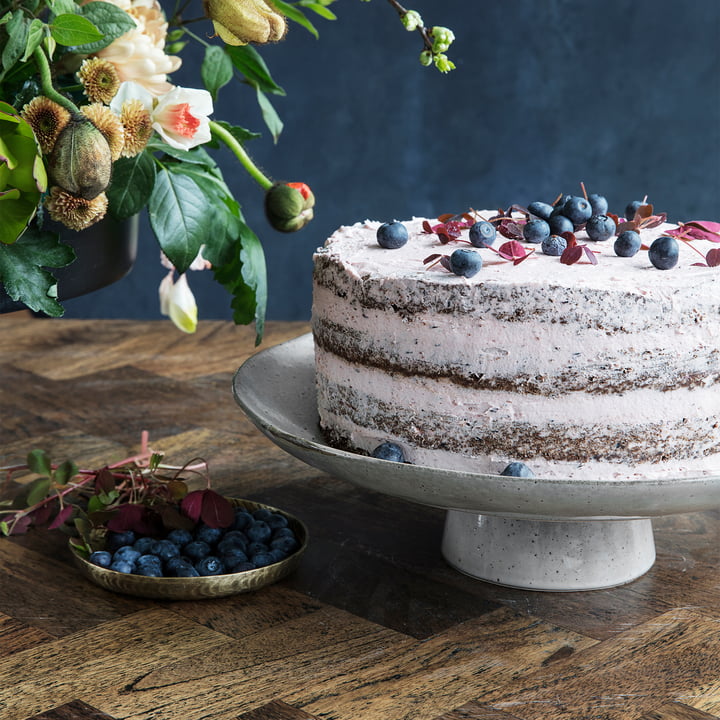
[441,511,656,591]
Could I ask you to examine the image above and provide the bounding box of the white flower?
[159,271,198,334]
[92,0,181,96]
[151,87,213,150]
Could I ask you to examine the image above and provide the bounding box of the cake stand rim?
[233,333,720,520]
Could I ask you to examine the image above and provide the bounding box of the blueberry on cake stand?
[233,334,719,592]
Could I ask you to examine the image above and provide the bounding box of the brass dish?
[69,499,308,600]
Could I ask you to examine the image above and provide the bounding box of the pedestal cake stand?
[233,334,720,592]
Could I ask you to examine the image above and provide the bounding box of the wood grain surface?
[0,317,719,720]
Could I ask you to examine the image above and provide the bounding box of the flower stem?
[209,120,273,191]
[33,46,79,115]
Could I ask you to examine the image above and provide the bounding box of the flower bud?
[430,26,455,53]
[419,50,433,67]
[264,181,315,233]
[203,0,287,46]
[433,53,456,74]
[48,117,113,200]
[401,10,423,31]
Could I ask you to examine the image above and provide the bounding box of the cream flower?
[92,0,181,96]
[151,87,213,150]
[159,271,198,333]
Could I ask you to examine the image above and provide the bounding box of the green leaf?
[0,225,75,316]
[206,120,261,148]
[210,219,267,344]
[53,459,78,485]
[1,12,29,73]
[272,0,319,38]
[20,19,45,62]
[107,150,156,219]
[48,0,80,16]
[148,167,209,273]
[201,45,233,101]
[74,2,135,53]
[25,476,52,506]
[27,449,52,477]
[49,13,103,47]
[256,86,283,143]
[224,45,285,96]
[298,1,338,20]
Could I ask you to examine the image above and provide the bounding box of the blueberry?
[269,548,288,562]
[541,235,567,257]
[588,193,608,215]
[106,530,135,552]
[222,547,249,569]
[500,462,535,478]
[648,235,679,270]
[625,200,644,220]
[449,248,483,278]
[217,533,248,555]
[110,559,134,574]
[247,541,270,557]
[89,550,112,568]
[522,218,551,244]
[468,220,496,247]
[165,556,193,572]
[614,230,641,257]
[562,196,593,226]
[270,536,300,555]
[233,561,256,573]
[194,524,224,546]
[272,527,296,540]
[166,528,193,547]
[183,540,211,561]
[134,555,163,577]
[150,539,181,562]
[376,221,408,249]
[527,201,554,221]
[585,214,616,242]
[113,546,141,564]
[196,556,226,576]
[370,441,405,463]
[246,520,272,544]
[132,536,155,554]
[232,510,254,531]
[252,552,275,568]
[548,214,574,235]
[173,563,200,578]
[252,508,274,522]
[266,513,289,530]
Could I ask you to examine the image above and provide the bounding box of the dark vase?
[0,215,139,314]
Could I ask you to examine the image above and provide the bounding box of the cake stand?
[232,334,720,592]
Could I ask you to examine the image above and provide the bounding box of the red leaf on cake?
[496,220,524,240]
[668,221,720,243]
[560,245,584,265]
[423,253,443,265]
[583,245,599,265]
[706,248,720,266]
[496,240,534,263]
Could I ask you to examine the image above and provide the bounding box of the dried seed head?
[21,96,72,155]
[81,103,124,161]
[46,186,108,231]
[77,57,121,104]
[118,99,153,157]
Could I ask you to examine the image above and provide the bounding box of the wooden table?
[1,317,719,720]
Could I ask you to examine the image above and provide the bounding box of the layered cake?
[312,208,720,480]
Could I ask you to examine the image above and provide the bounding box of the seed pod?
[203,0,287,46]
[264,181,315,233]
[48,117,112,200]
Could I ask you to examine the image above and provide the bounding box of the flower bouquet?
[0,0,454,339]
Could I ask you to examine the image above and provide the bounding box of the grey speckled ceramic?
[233,334,720,591]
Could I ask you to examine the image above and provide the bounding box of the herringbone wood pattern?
[1,318,719,720]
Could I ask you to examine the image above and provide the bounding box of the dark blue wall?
[63,0,720,323]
